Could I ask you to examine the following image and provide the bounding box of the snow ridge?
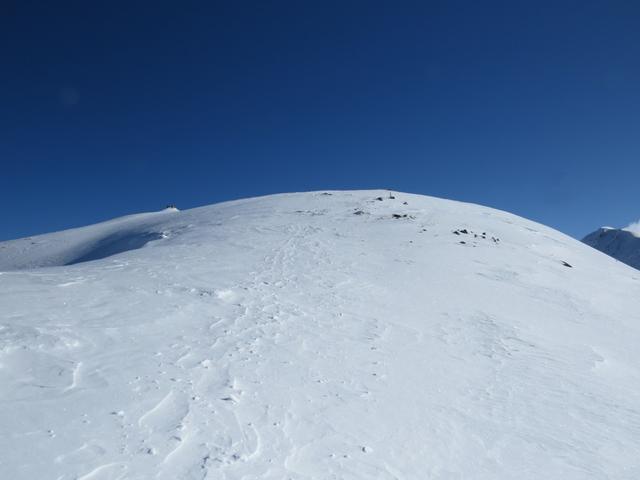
[0,209,178,270]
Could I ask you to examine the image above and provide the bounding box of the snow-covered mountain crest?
[1,190,640,479]
[583,226,640,270]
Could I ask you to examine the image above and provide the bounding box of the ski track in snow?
[1,190,640,479]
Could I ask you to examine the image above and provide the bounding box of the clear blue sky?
[2,1,639,241]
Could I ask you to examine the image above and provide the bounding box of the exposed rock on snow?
[1,191,640,479]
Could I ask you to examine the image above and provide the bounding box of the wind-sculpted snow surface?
[1,191,640,479]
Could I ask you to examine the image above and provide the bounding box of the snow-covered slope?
[583,226,640,270]
[0,207,180,270]
[1,190,640,479]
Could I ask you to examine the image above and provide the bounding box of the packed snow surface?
[1,191,640,479]
[583,226,640,270]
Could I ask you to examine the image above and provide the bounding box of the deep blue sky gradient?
[2,1,640,240]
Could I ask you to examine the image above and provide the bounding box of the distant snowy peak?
[582,226,640,269]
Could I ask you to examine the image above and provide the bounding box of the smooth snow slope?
[583,227,640,270]
[1,191,640,480]
[0,207,180,270]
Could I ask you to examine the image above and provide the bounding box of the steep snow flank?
[0,209,179,270]
[582,226,640,270]
[1,190,640,479]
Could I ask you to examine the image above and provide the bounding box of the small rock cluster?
[453,229,500,243]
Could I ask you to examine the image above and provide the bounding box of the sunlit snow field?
[1,191,639,479]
